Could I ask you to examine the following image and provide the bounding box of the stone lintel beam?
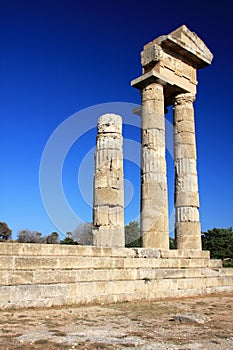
[145,25,213,69]
[131,70,192,108]
[131,25,213,107]
[131,70,168,90]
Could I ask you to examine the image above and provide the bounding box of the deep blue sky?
[1,0,232,239]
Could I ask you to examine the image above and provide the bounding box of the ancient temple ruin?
[0,25,232,310]
[131,25,213,250]
[93,25,213,250]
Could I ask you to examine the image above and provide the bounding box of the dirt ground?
[0,293,233,350]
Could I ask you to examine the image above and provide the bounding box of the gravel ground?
[0,293,233,349]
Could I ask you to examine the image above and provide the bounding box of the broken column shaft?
[92,114,125,248]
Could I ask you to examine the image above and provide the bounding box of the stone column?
[141,83,169,249]
[173,93,202,250]
[92,113,125,248]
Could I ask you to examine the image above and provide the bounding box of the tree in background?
[72,223,93,245]
[202,227,233,267]
[169,237,175,249]
[60,232,78,245]
[17,229,43,243]
[125,221,141,247]
[46,232,60,244]
[0,222,12,241]
[17,230,60,244]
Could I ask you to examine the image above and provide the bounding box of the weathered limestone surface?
[132,25,214,105]
[141,83,169,249]
[131,25,213,249]
[93,114,125,248]
[0,243,232,309]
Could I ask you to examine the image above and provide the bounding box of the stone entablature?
[132,25,213,106]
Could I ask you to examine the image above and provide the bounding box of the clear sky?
[1,0,232,239]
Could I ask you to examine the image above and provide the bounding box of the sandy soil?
[0,293,233,350]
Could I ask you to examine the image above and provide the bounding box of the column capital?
[141,82,164,102]
[174,93,196,106]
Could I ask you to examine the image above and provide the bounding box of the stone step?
[0,275,233,309]
[0,243,210,259]
[0,267,232,286]
[0,255,219,270]
[0,243,135,258]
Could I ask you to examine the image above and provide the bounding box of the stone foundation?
[0,243,232,309]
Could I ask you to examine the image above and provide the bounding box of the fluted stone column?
[173,93,201,250]
[141,83,169,249]
[92,114,125,248]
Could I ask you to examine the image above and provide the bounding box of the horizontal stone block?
[175,174,198,193]
[210,285,233,293]
[174,107,194,122]
[96,134,122,150]
[175,221,201,236]
[142,231,169,250]
[142,181,167,200]
[93,226,125,248]
[175,235,202,251]
[175,158,197,175]
[8,270,34,285]
[0,243,139,258]
[142,113,165,130]
[175,191,200,207]
[93,205,124,227]
[134,248,161,259]
[97,114,122,134]
[219,268,233,276]
[177,249,210,259]
[208,259,223,268]
[0,256,14,269]
[14,257,59,270]
[142,84,164,104]
[93,206,110,226]
[94,172,122,189]
[174,131,196,146]
[94,187,123,206]
[180,258,210,268]
[142,172,167,182]
[176,207,199,222]
[174,143,196,159]
[138,268,186,280]
[160,249,210,259]
[142,128,165,151]
[141,211,168,231]
[32,269,85,284]
[174,120,195,134]
[95,155,123,172]
[0,243,98,257]
[109,207,124,227]
[0,286,12,304]
[177,277,207,290]
[142,151,167,174]
[141,43,163,66]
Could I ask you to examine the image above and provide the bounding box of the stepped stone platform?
[0,243,233,309]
